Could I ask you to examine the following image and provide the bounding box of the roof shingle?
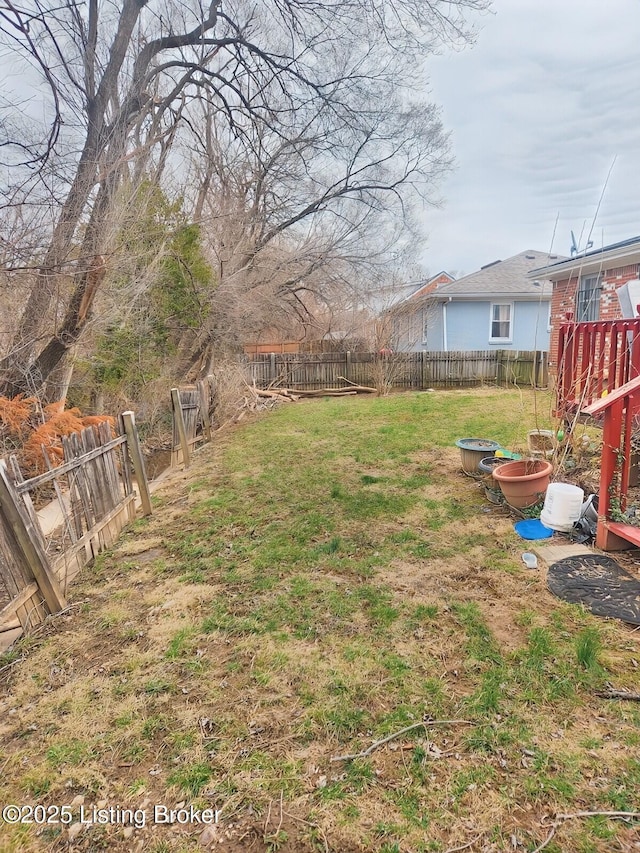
[431,250,562,298]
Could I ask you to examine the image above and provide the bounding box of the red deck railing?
[582,376,640,550]
[556,316,640,419]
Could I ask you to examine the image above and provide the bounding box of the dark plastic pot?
[478,456,508,475]
[478,456,507,504]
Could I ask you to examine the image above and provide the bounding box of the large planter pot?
[492,458,553,509]
[455,438,501,475]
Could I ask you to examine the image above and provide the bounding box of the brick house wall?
[549,263,640,369]
[409,271,455,300]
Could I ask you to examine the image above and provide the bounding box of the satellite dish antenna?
[570,229,594,256]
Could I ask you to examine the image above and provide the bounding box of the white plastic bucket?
[540,483,585,532]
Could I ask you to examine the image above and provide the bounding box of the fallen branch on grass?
[264,385,373,398]
[532,810,640,853]
[0,656,25,676]
[255,388,299,403]
[278,388,359,397]
[596,687,640,701]
[232,384,297,414]
[245,378,375,403]
[330,718,474,762]
[337,376,377,392]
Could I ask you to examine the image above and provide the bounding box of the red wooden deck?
[556,316,640,419]
[557,318,640,550]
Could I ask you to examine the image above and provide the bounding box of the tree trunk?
[0,0,149,398]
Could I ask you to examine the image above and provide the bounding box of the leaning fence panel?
[170,380,214,468]
[0,420,151,652]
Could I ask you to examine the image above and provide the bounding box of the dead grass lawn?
[1,389,639,853]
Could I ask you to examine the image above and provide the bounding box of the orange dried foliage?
[44,400,66,416]
[1,397,116,477]
[81,415,116,433]
[0,394,38,436]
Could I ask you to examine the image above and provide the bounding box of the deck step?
[604,521,640,548]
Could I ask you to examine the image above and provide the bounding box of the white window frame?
[422,307,430,344]
[489,302,513,343]
[576,274,602,322]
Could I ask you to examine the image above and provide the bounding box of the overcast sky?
[421,0,640,278]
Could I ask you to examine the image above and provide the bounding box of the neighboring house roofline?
[429,290,551,301]
[529,236,640,280]
[423,250,559,299]
[401,271,455,302]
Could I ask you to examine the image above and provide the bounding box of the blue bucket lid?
[514,519,554,540]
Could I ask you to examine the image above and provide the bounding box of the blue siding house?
[392,250,561,353]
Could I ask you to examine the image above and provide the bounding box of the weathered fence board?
[0,419,151,652]
[0,375,217,652]
[171,380,214,468]
[0,460,67,615]
[245,350,548,391]
[121,412,151,516]
[53,494,137,591]
[0,582,43,646]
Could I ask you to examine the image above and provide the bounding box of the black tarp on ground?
[547,554,640,626]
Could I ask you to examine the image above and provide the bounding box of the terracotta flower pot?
[492,459,553,509]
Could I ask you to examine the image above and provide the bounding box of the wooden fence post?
[121,411,153,516]
[0,460,66,613]
[170,388,191,468]
[270,352,276,383]
[496,350,505,384]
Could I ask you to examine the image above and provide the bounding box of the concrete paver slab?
[532,543,593,564]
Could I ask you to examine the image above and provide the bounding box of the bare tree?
[0,0,489,399]
[0,1,227,396]
[178,78,452,370]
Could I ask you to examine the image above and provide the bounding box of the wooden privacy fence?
[246,350,548,391]
[0,412,151,652]
[170,378,213,468]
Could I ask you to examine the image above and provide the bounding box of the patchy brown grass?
[1,389,639,853]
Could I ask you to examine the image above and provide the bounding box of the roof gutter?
[432,291,551,301]
[529,242,640,281]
